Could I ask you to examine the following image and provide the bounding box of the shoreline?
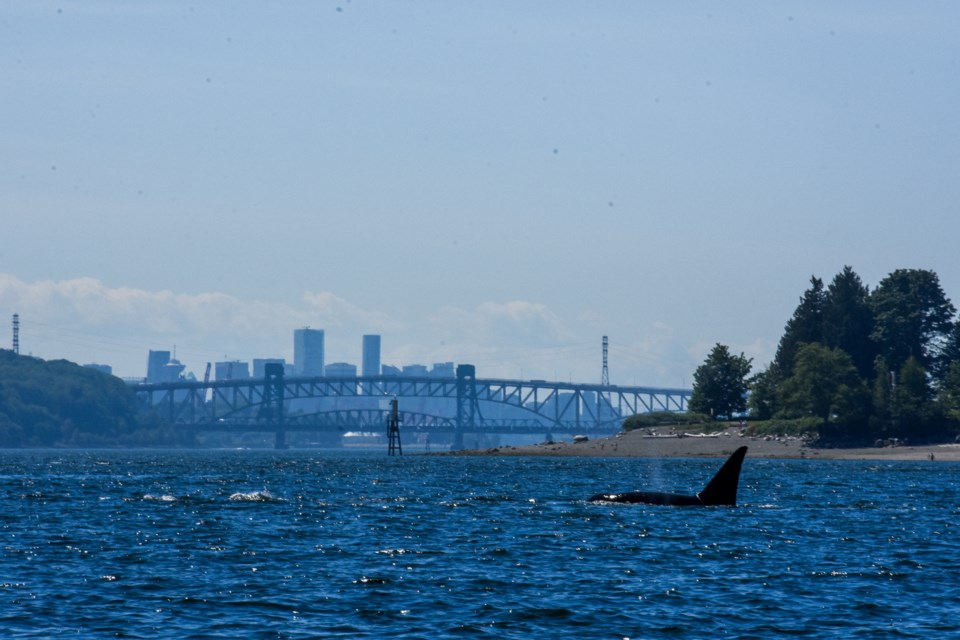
[442,427,959,461]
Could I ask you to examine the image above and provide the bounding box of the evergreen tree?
[937,360,960,425]
[870,269,956,381]
[747,365,779,420]
[772,276,826,379]
[890,357,943,441]
[777,343,867,429]
[689,344,752,419]
[822,266,876,379]
[937,319,960,376]
[870,357,893,436]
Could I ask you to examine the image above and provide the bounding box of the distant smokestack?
[12,313,19,354]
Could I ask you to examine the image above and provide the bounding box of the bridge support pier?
[262,364,287,450]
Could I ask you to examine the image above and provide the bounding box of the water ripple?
[1,451,959,637]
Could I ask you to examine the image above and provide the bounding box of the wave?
[228,489,285,503]
[143,493,178,502]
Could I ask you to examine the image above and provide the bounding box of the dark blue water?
[1,450,958,638]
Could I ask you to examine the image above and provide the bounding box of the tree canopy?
[777,343,868,428]
[0,350,176,447]
[772,276,825,380]
[870,269,955,380]
[737,266,960,445]
[688,343,752,419]
[822,266,876,378]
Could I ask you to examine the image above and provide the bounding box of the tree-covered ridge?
[0,350,174,447]
[694,267,960,445]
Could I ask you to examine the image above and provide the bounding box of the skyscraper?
[294,328,324,376]
[146,350,171,382]
[146,350,186,383]
[362,334,381,377]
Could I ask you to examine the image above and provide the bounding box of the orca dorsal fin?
[696,446,748,506]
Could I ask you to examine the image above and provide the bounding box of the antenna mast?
[12,314,19,355]
[601,335,609,386]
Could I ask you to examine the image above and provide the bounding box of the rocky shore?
[444,426,959,461]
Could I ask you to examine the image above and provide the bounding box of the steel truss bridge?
[133,364,691,448]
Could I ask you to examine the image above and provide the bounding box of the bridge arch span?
[133,371,691,444]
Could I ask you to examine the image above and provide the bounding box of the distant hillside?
[0,350,175,447]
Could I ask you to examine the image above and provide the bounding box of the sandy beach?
[445,427,960,461]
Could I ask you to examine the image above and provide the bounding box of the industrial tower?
[601,335,609,386]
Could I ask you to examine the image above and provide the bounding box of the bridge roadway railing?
[133,374,691,436]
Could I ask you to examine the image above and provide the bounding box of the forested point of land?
[0,350,177,447]
[688,267,960,446]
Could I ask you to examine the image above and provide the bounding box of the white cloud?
[0,274,704,387]
[428,300,574,347]
[0,275,401,377]
[604,322,698,388]
[301,291,402,331]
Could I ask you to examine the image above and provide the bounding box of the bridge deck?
[134,373,691,438]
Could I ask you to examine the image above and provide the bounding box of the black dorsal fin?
[696,446,748,506]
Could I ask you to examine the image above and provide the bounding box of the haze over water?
[2,449,957,637]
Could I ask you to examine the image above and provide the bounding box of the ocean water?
[1,449,958,638]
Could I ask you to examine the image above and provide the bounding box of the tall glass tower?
[294,328,325,376]
[362,334,381,377]
[146,350,171,382]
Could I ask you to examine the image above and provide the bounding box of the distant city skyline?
[144,331,472,385]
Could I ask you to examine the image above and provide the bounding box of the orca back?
[696,446,748,506]
[588,491,703,506]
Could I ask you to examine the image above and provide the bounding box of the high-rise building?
[146,350,188,383]
[216,360,250,381]
[362,334,381,377]
[402,364,429,376]
[146,350,171,382]
[431,362,455,378]
[294,328,324,376]
[325,362,357,377]
[253,358,286,379]
[142,351,188,407]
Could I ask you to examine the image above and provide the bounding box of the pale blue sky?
[2,2,959,385]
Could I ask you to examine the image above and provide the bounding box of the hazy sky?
[2,2,959,386]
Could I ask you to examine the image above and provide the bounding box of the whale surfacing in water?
[588,446,748,506]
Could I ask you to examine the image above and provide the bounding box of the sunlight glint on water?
[0,450,957,638]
